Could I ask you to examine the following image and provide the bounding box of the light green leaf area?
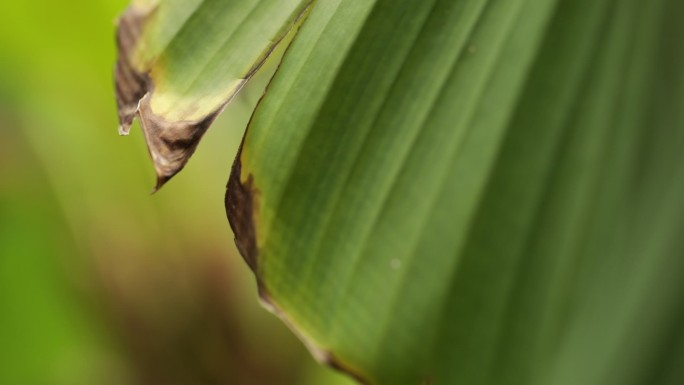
[230,0,684,384]
[128,0,310,120]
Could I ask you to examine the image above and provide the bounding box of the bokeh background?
[0,2,354,384]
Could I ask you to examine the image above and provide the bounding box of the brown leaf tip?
[137,96,220,191]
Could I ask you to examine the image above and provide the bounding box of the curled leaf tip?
[115,0,316,190]
[137,96,219,191]
[114,3,213,191]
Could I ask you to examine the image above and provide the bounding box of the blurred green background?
[0,2,354,384]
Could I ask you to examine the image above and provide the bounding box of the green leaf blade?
[226,0,684,384]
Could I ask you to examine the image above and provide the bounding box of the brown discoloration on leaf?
[225,151,259,272]
[326,356,373,385]
[115,4,226,190]
[226,152,374,384]
[258,287,374,385]
[114,6,150,136]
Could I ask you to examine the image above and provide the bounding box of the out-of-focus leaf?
[115,0,312,189]
[0,109,121,385]
[223,0,684,384]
